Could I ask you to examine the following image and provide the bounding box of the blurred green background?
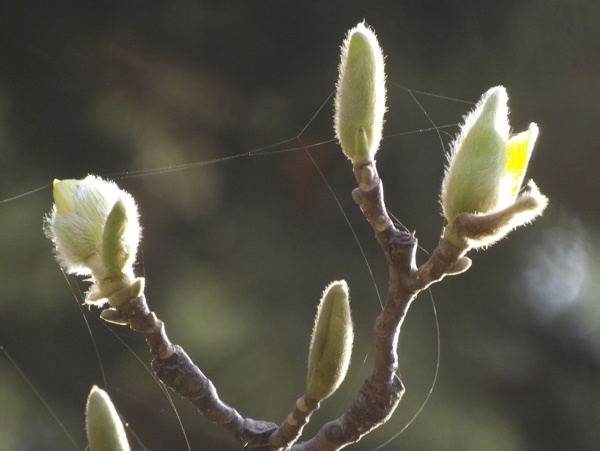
[1,1,599,450]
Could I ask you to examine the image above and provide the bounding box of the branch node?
[351,188,363,207]
[360,165,376,186]
[374,215,389,232]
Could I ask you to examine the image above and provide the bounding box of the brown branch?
[268,394,320,449]
[289,161,464,449]
[99,159,465,450]
[410,236,470,290]
[103,296,278,449]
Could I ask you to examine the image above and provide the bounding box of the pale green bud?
[101,197,139,277]
[306,280,353,401]
[86,386,130,451]
[441,86,547,248]
[334,22,386,165]
[46,175,141,303]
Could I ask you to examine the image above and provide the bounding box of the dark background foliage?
[1,1,599,450]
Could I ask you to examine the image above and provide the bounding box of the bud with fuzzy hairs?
[334,22,386,165]
[45,175,142,304]
[306,280,354,401]
[441,86,548,249]
[86,386,130,451]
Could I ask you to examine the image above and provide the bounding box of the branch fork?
[46,23,547,450]
[94,158,466,450]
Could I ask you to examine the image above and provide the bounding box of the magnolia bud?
[86,386,130,451]
[334,22,386,165]
[441,86,547,248]
[306,280,353,401]
[45,175,141,303]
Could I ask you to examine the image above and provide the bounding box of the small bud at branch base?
[306,280,354,401]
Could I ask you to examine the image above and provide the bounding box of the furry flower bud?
[45,175,141,303]
[86,386,130,451]
[441,86,547,248]
[306,280,353,401]
[334,22,386,165]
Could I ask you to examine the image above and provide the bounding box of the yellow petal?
[506,123,539,198]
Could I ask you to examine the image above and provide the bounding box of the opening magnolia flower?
[45,175,141,303]
[441,86,547,248]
